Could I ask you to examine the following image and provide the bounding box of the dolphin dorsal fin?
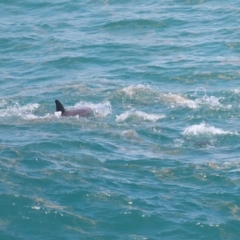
[55,100,65,113]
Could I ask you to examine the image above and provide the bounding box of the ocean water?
[1,0,240,239]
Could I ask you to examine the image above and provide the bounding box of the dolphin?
[55,100,92,117]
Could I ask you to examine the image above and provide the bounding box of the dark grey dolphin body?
[55,100,92,117]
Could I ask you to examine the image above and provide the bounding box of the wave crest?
[116,110,165,122]
[183,123,238,136]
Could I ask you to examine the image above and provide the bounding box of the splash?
[54,111,62,117]
[74,101,112,117]
[196,95,223,108]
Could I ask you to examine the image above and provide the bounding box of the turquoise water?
[1,0,240,239]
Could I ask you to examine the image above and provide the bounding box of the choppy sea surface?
[1,0,240,239]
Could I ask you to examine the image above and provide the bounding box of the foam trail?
[0,102,56,121]
[0,102,39,118]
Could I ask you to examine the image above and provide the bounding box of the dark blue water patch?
[101,19,168,31]
[1,147,23,160]
[226,41,240,53]
[137,126,179,145]
[0,194,94,239]
[42,53,134,71]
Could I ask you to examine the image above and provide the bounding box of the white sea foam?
[32,206,41,210]
[0,100,7,108]
[116,110,165,122]
[0,102,39,118]
[121,84,152,97]
[22,113,40,120]
[233,89,240,94]
[161,93,198,108]
[183,123,238,136]
[0,102,57,121]
[120,86,224,110]
[55,111,62,117]
[121,130,141,140]
[74,101,112,117]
